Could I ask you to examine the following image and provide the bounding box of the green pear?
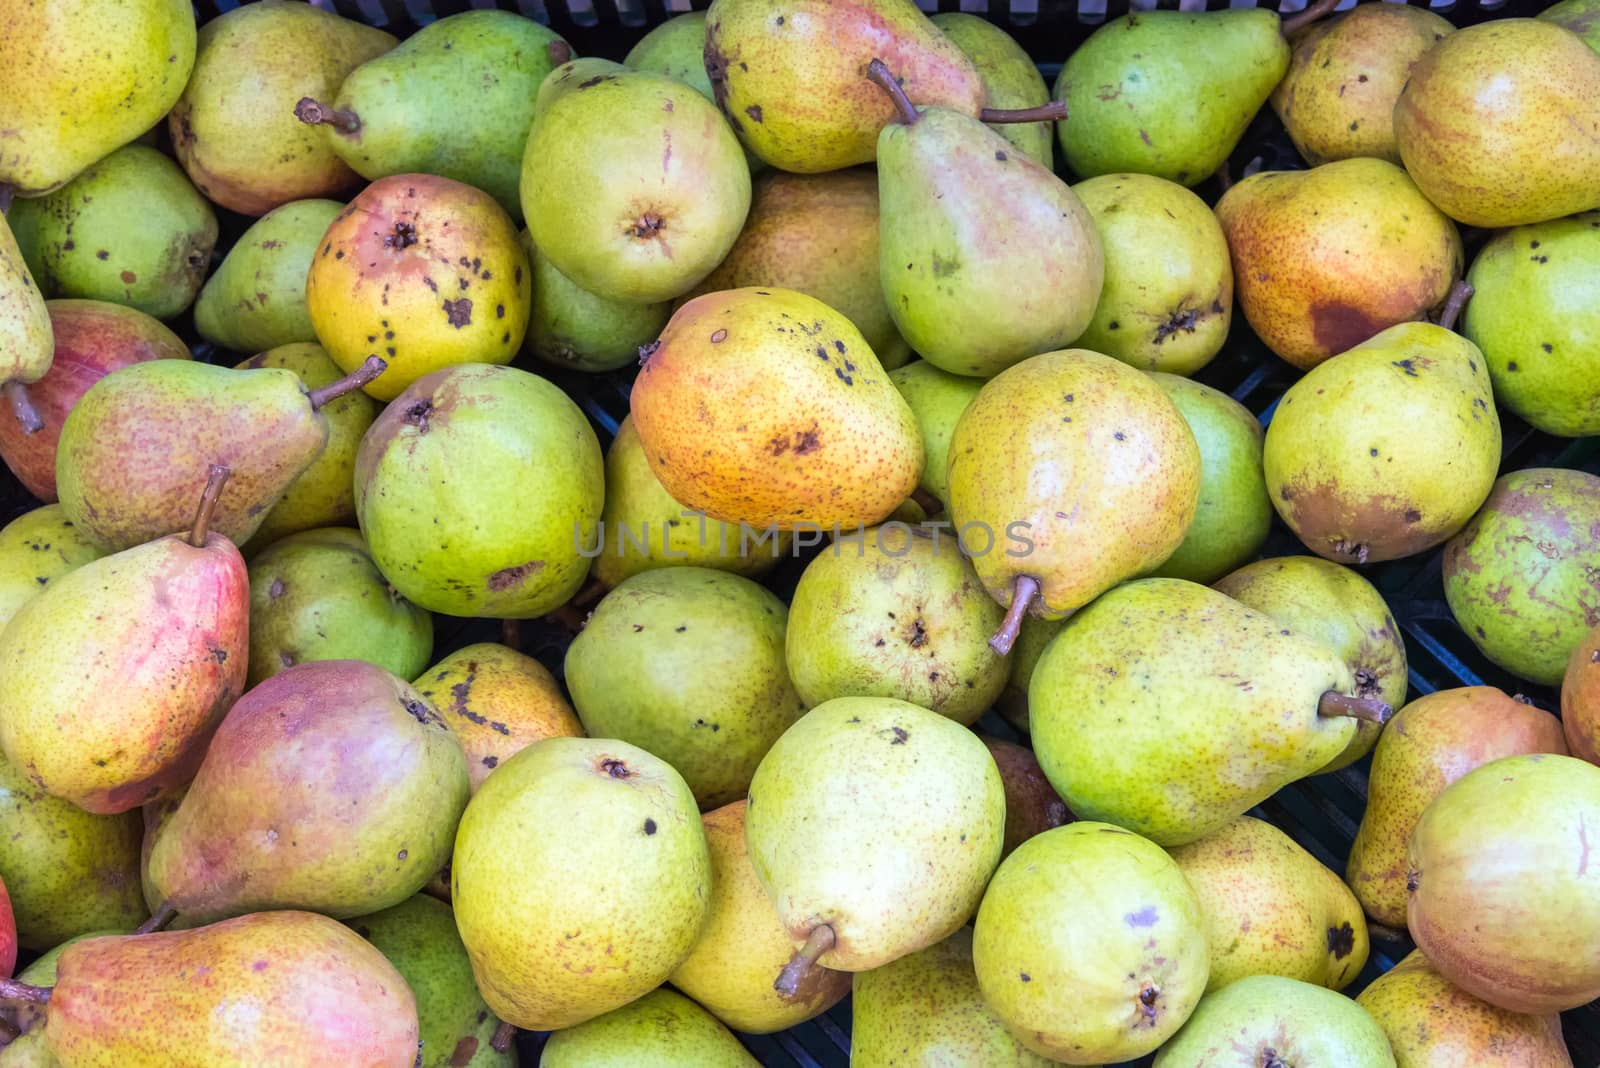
[931,14,1054,168]
[973,822,1210,1064]
[523,235,670,373]
[625,13,716,99]
[0,209,53,433]
[981,737,1073,859]
[531,58,629,117]
[887,360,983,505]
[542,988,756,1067]
[451,737,711,1031]
[0,505,104,629]
[1147,375,1270,584]
[1154,976,1396,1067]
[1542,0,1600,51]
[995,617,1063,733]
[564,567,805,809]
[193,199,344,354]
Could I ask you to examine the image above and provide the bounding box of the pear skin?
[1542,0,1600,51]
[1154,975,1395,1067]
[980,737,1073,859]
[541,988,757,1067]
[0,506,103,629]
[887,360,983,505]
[626,13,717,99]
[195,200,345,355]
[932,14,1054,168]
[524,237,670,374]
[0,210,52,428]
[1563,624,1600,763]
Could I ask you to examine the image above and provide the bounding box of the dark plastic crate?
[4,0,1596,1064]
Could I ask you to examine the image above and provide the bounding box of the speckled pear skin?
[631,287,923,531]
[1563,625,1600,763]
[451,737,711,1031]
[1443,468,1600,685]
[1542,0,1600,50]
[146,660,470,924]
[980,737,1072,859]
[0,506,103,630]
[1407,754,1600,1015]
[1214,556,1407,774]
[945,349,1200,621]
[1272,5,1453,166]
[887,360,982,505]
[0,0,195,196]
[973,822,1209,1064]
[1029,579,1357,847]
[0,1030,54,1067]
[2,933,108,1054]
[542,988,758,1068]
[670,801,849,1034]
[1358,950,1573,1068]
[195,200,345,355]
[932,14,1053,167]
[1396,20,1600,229]
[524,237,671,374]
[995,616,1063,732]
[1215,160,1462,370]
[744,697,1004,973]
[1154,975,1396,1068]
[1263,322,1500,565]
[43,911,420,1068]
[1168,816,1368,994]
[703,0,984,173]
[0,210,52,398]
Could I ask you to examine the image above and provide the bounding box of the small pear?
[1563,624,1600,763]
[887,360,983,506]
[1154,976,1396,1067]
[0,210,52,436]
[0,505,103,629]
[541,988,757,1067]
[625,13,718,99]
[981,737,1073,858]
[933,14,1054,167]
[194,200,344,354]
[523,235,670,374]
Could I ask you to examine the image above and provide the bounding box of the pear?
[297,11,570,220]
[1030,579,1390,846]
[887,360,983,506]
[137,788,186,921]
[1214,556,1408,773]
[1564,624,1600,763]
[193,200,344,354]
[1215,159,1462,369]
[854,927,1053,1066]
[247,527,433,686]
[565,567,805,809]
[972,822,1209,1064]
[0,468,247,815]
[785,524,1006,724]
[1147,375,1270,584]
[630,287,923,530]
[625,13,718,99]
[1154,976,1396,1067]
[1395,19,1600,228]
[1271,4,1454,166]
[995,617,1063,733]
[745,697,1004,983]
[1443,468,1600,685]
[541,988,756,1067]
[0,0,195,196]
[945,349,1200,653]
[523,236,670,374]
[531,58,630,116]
[1542,0,1600,51]
[306,174,531,401]
[932,14,1054,168]
[522,67,750,304]
[413,643,583,793]
[0,300,189,503]
[874,69,1102,378]
[2,930,110,1042]
[354,363,603,618]
[1408,753,1600,1014]
[1358,950,1573,1068]
[1168,816,1368,993]
[981,737,1073,859]
[451,737,711,1030]
[0,210,52,435]
[1463,212,1600,437]
[146,659,470,924]
[1263,318,1500,565]
[350,895,514,1068]
[0,505,103,629]
[169,1,396,215]
[669,801,849,1033]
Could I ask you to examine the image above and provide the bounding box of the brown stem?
[980,100,1069,125]
[0,184,13,215]
[1280,0,1341,38]
[1318,691,1393,726]
[490,1021,516,1053]
[1215,160,1233,192]
[911,488,942,516]
[136,901,177,935]
[0,980,48,1006]
[500,618,523,653]
[4,381,42,435]
[293,97,361,135]
[571,574,607,610]
[989,574,1040,656]
[1434,280,1473,333]
[190,465,231,547]
[548,40,572,65]
[774,924,836,999]
[1367,920,1409,943]
[305,355,386,410]
[866,59,920,126]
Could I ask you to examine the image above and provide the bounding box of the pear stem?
[989,574,1040,656]
[293,97,361,135]
[4,381,43,435]
[1318,691,1393,726]
[136,902,178,935]
[490,1021,516,1053]
[1366,920,1409,943]
[911,488,942,516]
[774,924,836,999]
[0,980,48,1006]
[866,59,921,126]
[979,101,1069,125]
[1280,0,1341,38]
[190,465,231,548]
[0,184,12,215]
[548,40,572,65]
[500,618,523,653]
[305,355,386,411]
[1434,280,1473,333]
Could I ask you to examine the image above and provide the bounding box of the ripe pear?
[565,567,805,809]
[413,643,583,793]
[973,822,1209,1064]
[1408,753,1600,1014]
[1214,555,1408,773]
[1215,159,1462,369]
[626,13,717,99]
[169,1,396,215]
[1030,579,1388,846]
[669,801,849,1033]
[995,616,1063,733]
[0,209,52,436]
[1358,950,1573,1068]
[981,737,1072,858]
[2,929,109,1040]
[1154,976,1396,1067]
[146,659,470,924]
[355,364,602,618]
[524,237,670,374]
[932,14,1054,168]
[0,505,103,629]
[193,200,344,354]
[0,0,195,196]
[746,697,1003,990]
[887,360,982,506]
[1071,174,1233,375]
[1263,319,1500,565]
[1542,0,1600,50]
[1463,213,1600,437]
[451,737,711,1030]
[542,988,756,1067]
[1168,816,1368,994]
[786,524,1006,724]
[631,287,922,530]
[1564,624,1600,763]
[1395,19,1600,228]
[1444,468,1600,685]
[945,349,1200,653]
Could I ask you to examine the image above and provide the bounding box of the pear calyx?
[866,59,922,127]
[989,574,1041,656]
[293,97,362,136]
[1434,280,1473,333]
[775,923,837,999]
[305,355,387,410]
[1280,0,1341,38]
[136,901,179,935]
[189,464,232,547]
[1317,691,1393,725]
[4,380,43,435]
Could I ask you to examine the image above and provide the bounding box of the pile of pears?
[0,0,1599,1064]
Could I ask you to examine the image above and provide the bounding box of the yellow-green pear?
[931,14,1054,168]
[195,200,344,354]
[0,505,103,630]
[0,209,53,435]
[887,360,983,506]
[1155,975,1396,1067]
[541,988,757,1067]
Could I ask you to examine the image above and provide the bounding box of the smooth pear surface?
[541,988,757,1068]
[887,360,984,505]
[195,200,344,354]
[1154,975,1396,1068]
[0,505,103,630]
[932,13,1055,167]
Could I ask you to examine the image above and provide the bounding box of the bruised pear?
[0,506,103,630]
